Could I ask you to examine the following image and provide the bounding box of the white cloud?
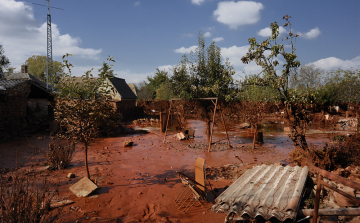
[298,27,321,39]
[158,65,174,73]
[221,45,249,67]
[191,0,206,6]
[309,55,360,70]
[116,69,153,84]
[212,37,224,42]
[174,45,197,54]
[213,1,264,29]
[203,32,212,38]
[257,26,287,37]
[134,1,141,6]
[0,0,101,70]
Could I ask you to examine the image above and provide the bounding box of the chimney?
[21,65,28,73]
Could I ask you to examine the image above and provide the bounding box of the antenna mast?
[46,0,53,90]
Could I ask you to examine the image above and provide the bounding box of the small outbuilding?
[104,77,138,118]
[0,65,52,138]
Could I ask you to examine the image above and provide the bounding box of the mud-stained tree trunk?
[85,142,90,179]
[206,118,211,143]
[284,102,313,160]
[252,124,257,150]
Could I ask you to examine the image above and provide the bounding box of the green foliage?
[320,68,360,103]
[170,55,193,100]
[241,15,301,103]
[189,32,235,100]
[24,55,64,83]
[0,44,10,77]
[137,32,236,101]
[241,15,315,158]
[139,68,170,100]
[240,84,278,102]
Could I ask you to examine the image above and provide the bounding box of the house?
[0,65,52,138]
[61,76,138,119]
[103,77,138,118]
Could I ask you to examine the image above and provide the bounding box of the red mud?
[0,119,350,222]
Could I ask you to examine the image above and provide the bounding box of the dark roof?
[108,77,137,99]
[6,73,48,91]
[0,79,28,91]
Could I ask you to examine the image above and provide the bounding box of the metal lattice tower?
[46,0,53,90]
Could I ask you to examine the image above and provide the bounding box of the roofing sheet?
[212,164,309,222]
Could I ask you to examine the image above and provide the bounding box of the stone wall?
[0,81,31,138]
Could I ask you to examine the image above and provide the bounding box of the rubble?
[123,140,134,147]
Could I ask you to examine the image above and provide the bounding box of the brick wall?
[0,81,31,138]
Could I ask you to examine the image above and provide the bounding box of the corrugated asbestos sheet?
[212,164,309,222]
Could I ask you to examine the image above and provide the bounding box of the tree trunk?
[252,124,257,150]
[85,143,90,179]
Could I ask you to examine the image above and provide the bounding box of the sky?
[1,0,359,84]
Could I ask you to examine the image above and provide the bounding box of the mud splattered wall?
[0,81,31,138]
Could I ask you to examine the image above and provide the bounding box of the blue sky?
[1,0,359,84]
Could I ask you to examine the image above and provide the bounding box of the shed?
[1,66,52,137]
[103,77,138,118]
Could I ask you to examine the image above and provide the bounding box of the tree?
[291,64,324,93]
[135,81,152,100]
[239,74,279,101]
[25,55,64,83]
[171,55,193,100]
[189,32,236,101]
[0,44,10,78]
[54,55,119,179]
[241,15,314,158]
[146,68,170,100]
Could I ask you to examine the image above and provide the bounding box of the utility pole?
[46,0,52,90]
[31,1,63,90]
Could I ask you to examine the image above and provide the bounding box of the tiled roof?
[0,79,28,90]
[6,73,48,90]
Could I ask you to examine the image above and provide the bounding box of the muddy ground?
[0,118,357,222]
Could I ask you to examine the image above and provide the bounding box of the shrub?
[0,174,56,223]
[45,138,75,170]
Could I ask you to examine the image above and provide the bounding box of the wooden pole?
[159,111,162,132]
[312,173,322,223]
[252,125,257,150]
[163,100,173,143]
[208,99,218,152]
[299,208,360,217]
[220,110,231,149]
